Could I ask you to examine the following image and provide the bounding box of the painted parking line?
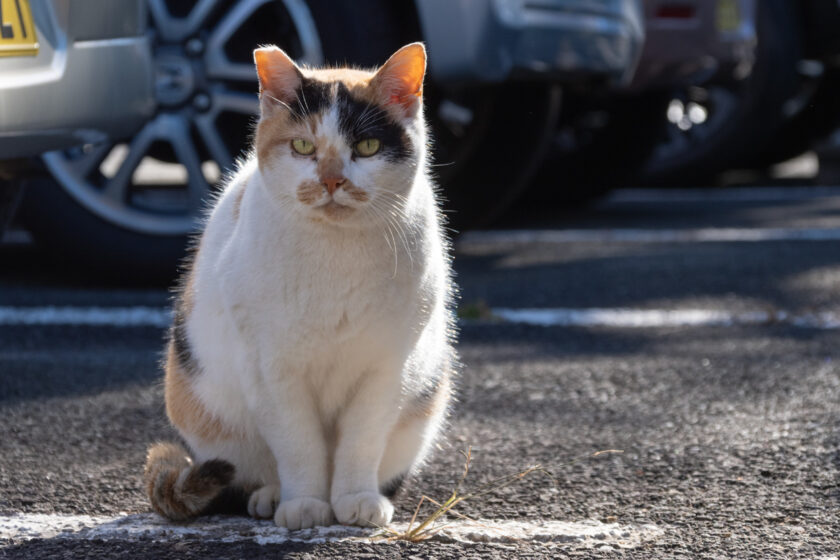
[490,308,840,329]
[0,306,172,327]
[459,227,840,245]
[0,513,663,549]
[0,306,838,329]
[610,185,840,203]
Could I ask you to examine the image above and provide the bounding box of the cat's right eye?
[291,138,315,155]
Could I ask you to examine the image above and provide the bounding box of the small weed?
[457,300,494,321]
[373,447,623,543]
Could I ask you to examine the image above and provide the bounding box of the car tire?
[747,65,840,168]
[18,0,413,282]
[526,91,671,206]
[433,84,563,230]
[641,0,802,185]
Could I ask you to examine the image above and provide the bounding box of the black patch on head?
[334,83,413,162]
[288,77,332,121]
[380,473,407,499]
[170,305,196,375]
[285,78,413,161]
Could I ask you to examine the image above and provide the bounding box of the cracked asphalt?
[1,187,839,558]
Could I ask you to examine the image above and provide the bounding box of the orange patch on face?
[316,145,343,179]
[165,343,239,442]
[255,115,291,169]
[297,180,323,205]
[342,183,369,202]
[308,67,373,89]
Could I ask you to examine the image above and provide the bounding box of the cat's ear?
[371,42,426,119]
[254,46,302,113]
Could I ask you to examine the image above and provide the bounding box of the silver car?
[1,0,644,279]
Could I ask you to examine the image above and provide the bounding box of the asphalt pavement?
[1,186,839,559]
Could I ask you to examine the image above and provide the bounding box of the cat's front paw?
[274,497,333,530]
[332,491,394,527]
[248,484,282,519]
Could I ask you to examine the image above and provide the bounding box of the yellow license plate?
[716,0,740,32]
[0,0,38,57]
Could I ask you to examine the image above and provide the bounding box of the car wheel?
[18,0,328,281]
[526,91,671,206]
[431,83,563,231]
[747,64,840,168]
[641,0,801,185]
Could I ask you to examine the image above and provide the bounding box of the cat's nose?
[322,176,346,195]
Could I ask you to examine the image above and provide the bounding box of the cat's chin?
[309,200,358,223]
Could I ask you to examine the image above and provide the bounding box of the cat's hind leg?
[377,371,453,498]
[186,433,282,519]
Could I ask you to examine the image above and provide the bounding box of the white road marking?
[490,308,839,329]
[0,306,172,327]
[610,185,840,203]
[459,227,840,245]
[0,513,663,548]
[1,306,838,329]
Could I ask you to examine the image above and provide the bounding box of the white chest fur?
[188,168,443,419]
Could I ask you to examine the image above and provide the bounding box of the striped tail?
[144,442,235,521]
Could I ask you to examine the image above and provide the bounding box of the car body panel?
[415,0,645,88]
[628,0,757,91]
[0,0,154,159]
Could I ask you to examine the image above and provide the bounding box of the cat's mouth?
[314,199,356,220]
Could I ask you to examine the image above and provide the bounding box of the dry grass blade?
[373,447,625,542]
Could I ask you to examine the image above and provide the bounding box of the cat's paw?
[332,491,394,527]
[274,497,333,530]
[248,484,282,519]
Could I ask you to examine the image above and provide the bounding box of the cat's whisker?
[293,88,311,117]
[356,112,387,135]
[363,201,400,276]
[377,192,412,222]
[353,103,378,129]
[370,196,414,270]
[263,93,300,119]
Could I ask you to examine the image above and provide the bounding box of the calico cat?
[144,42,456,530]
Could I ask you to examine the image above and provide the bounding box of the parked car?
[528,0,758,204]
[642,0,840,184]
[1,0,645,280]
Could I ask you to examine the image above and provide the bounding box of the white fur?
[179,97,454,530]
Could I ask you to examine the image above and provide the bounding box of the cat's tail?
[144,441,236,521]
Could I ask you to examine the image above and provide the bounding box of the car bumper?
[628,0,757,91]
[417,0,645,88]
[0,0,154,159]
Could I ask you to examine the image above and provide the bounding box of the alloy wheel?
[42,0,322,236]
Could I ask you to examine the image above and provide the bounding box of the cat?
[143,42,456,531]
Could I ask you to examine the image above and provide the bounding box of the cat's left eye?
[354,138,381,157]
[291,138,315,155]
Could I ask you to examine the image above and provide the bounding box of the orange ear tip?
[403,42,427,53]
[253,45,294,65]
[253,46,272,65]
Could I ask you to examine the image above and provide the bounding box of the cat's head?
[253,43,427,226]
